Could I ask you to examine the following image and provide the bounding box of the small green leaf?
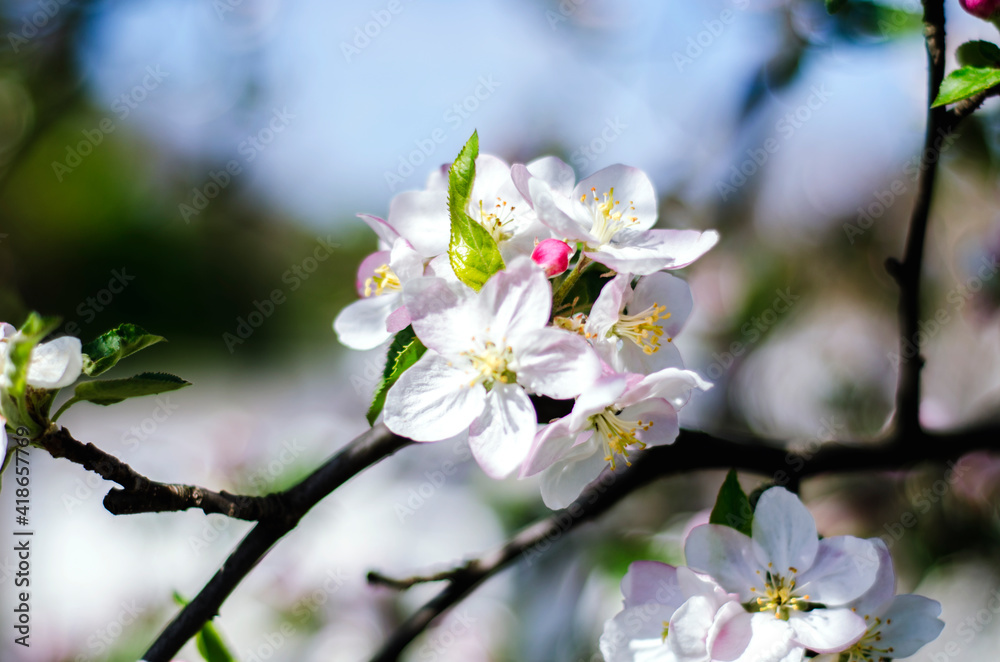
[447,131,505,291]
[173,593,238,662]
[81,323,166,376]
[5,313,60,401]
[932,66,1000,107]
[54,372,189,420]
[825,0,848,14]
[366,326,427,425]
[957,40,1000,68]
[709,469,753,537]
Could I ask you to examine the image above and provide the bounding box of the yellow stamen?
[364,264,402,297]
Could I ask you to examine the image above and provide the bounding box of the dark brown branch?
[39,427,283,520]
[141,423,411,662]
[891,0,947,444]
[367,569,466,591]
[367,423,1000,662]
[942,86,1000,132]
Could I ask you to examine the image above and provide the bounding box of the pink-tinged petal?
[539,445,607,509]
[388,238,424,282]
[787,608,867,653]
[478,257,551,342]
[876,594,944,657]
[520,418,585,477]
[730,614,799,662]
[356,250,392,297]
[28,336,83,389]
[333,295,398,350]
[684,525,762,601]
[468,383,537,478]
[383,352,485,442]
[522,156,576,200]
[632,272,693,339]
[575,165,658,231]
[847,538,895,618]
[652,229,720,269]
[619,399,679,449]
[387,189,450,257]
[529,178,594,243]
[585,273,631,339]
[707,603,754,662]
[358,213,401,249]
[621,561,683,609]
[531,239,574,277]
[402,278,481,357]
[619,368,712,409]
[795,536,878,606]
[667,595,716,659]
[594,229,719,275]
[676,566,735,605]
[616,335,685,375]
[599,604,676,662]
[0,323,15,340]
[751,487,819,577]
[566,373,628,430]
[515,328,601,400]
[384,306,411,334]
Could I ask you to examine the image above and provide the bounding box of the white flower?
[812,539,944,661]
[581,272,693,374]
[684,487,879,657]
[521,367,710,509]
[383,258,601,478]
[518,161,719,275]
[334,237,426,350]
[0,323,83,390]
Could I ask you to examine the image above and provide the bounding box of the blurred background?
[1,0,1000,659]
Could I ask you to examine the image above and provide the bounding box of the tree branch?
[366,422,1000,662]
[140,423,412,662]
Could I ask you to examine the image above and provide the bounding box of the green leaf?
[53,372,189,420]
[447,131,505,291]
[957,40,1000,68]
[173,593,238,662]
[932,66,1000,107]
[1,313,61,438]
[366,326,427,426]
[709,469,753,536]
[825,0,848,14]
[81,323,166,376]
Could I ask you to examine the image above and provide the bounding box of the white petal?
[730,614,799,662]
[515,328,601,400]
[575,165,658,231]
[847,538,896,618]
[622,561,683,609]
[383,352,485,442]
[478,257,550,341]
[389,238,425,282]
[0,421,7,463]
[566,373,628,430]
[403,277,481,357]
[529,178,594,242]
[684,525,762,602]
[355,250,392,296]
[520,418,584,477]
[631,272,693,339]
[387,189,450,257]
[540,446,608,509]
[468,384,537,478]
[525,156,576,199]
[876,594,944,657]
[707,602,754,662]
[594,229,719,275]
[600,604,676,662]
[795,536,878,606]
[619,399,679,449]
[621,368,712,410]
[27,336,83,389]
[787,608,867,653]
[751,487,819,578]
[666,595,715,659]
[358,213,401,249]
[332,295,398,350]
[585,273,631,339]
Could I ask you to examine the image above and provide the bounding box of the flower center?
[461,339,516,389]
[581,187,639,246]
[474,197,517,245]
[364,264,402,297]
[590,407,652,470]
[611,303,670,355]
[749,567,810,621]
[553,313,596,339]
[837,615,895,661]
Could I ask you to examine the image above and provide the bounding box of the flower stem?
[552,254,591,310]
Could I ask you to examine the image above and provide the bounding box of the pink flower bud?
[531,239,573,277]
[961,0,1000,20]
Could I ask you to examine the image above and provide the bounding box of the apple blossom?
[0,322,83,390]
[521,367,710,509]
[383,258,601,478]
[684,487,878,657]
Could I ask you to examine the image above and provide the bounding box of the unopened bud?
[960,0,1000,20]
[531,239,574,277]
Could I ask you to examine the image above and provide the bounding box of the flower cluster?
[600,486,944,662]
[334,133,718,507]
